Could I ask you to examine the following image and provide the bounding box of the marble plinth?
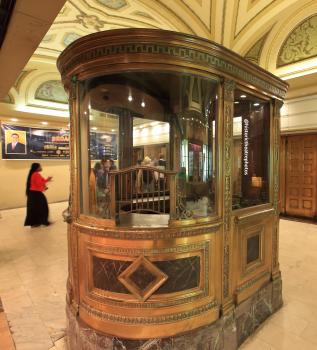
[67,277,282,350]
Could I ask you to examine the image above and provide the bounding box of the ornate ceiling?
[1,0,317,118]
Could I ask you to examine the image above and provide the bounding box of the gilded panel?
[75,226,221,338]
[234,211,273,303]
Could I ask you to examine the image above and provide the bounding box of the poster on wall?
[1,123,118,160]
[1,123,70,160]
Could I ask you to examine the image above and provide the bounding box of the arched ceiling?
[1,0,317,118]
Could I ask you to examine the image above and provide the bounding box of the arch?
[35,80,68,104]
[277,14,317,67]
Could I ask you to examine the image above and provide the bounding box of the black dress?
[24,191,49,226]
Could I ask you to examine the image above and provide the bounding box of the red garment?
[29,171,49,192]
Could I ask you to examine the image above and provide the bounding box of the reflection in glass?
[78,72,218,225]
[232,90,270,209]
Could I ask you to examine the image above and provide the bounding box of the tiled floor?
[240,219,317,350]
[0,203,317,349]
[0,203,68,350]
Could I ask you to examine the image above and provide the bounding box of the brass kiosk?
[57,29,288,350]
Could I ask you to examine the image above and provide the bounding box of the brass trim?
[242,227,264,276]
[74,220,221,240]
[235,208,274,224]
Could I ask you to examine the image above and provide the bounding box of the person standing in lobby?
[24,163,53,227]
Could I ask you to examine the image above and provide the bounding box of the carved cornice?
[57,29,288,99]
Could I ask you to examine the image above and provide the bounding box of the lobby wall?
[0,156,69,210]
[281,94,317,133]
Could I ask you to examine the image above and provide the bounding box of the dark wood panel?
[279,137,286,214]
[284,134,317,218]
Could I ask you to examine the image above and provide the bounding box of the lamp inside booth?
[251,176,263,188]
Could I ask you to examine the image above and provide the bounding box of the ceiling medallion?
[97,0,127,10]
[63,33,81,47]
[118,256,168,302]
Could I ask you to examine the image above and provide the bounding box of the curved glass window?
[232,90,270,209]
[78,72,218,226]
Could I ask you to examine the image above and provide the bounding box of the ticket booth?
[58,29,288,349]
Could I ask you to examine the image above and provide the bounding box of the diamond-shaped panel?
[118,256,168,301]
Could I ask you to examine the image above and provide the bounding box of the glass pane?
[78,72,218,225]
[232,90,270,209]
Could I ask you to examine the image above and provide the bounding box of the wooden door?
[285,135,317,218]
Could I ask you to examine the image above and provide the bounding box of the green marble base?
[67,277,282,350]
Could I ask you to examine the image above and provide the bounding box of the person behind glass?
[141,156,154,193]
[155,153,166,191]
[135,159,143,193]
[24,163,52,227]
[109,159,117,171]
[95,158,112,217]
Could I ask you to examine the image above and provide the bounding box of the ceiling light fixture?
[128,95,133,102]
[240,95,247,98]
[41,121,48,125]
[10,118,18,122]
[141,101,145,108]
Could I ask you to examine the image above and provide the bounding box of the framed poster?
[1,123,70,159]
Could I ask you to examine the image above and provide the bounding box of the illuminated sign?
[243,118,249,176]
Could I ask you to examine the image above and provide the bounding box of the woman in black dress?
[24,163,53,227]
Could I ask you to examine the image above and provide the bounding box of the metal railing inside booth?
[108,166,177,224]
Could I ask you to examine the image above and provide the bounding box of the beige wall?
[281,94,317,133]
[0,157,70,209]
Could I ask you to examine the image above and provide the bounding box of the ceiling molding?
[244,28,272,65]
[262,0,317,78]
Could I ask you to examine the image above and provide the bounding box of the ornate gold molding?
[81,300,218,324]
[74,221,221,240]
[222,79,234,309]
[118,256,168,302]
[57,29,288,99]
[272,100,283,278]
